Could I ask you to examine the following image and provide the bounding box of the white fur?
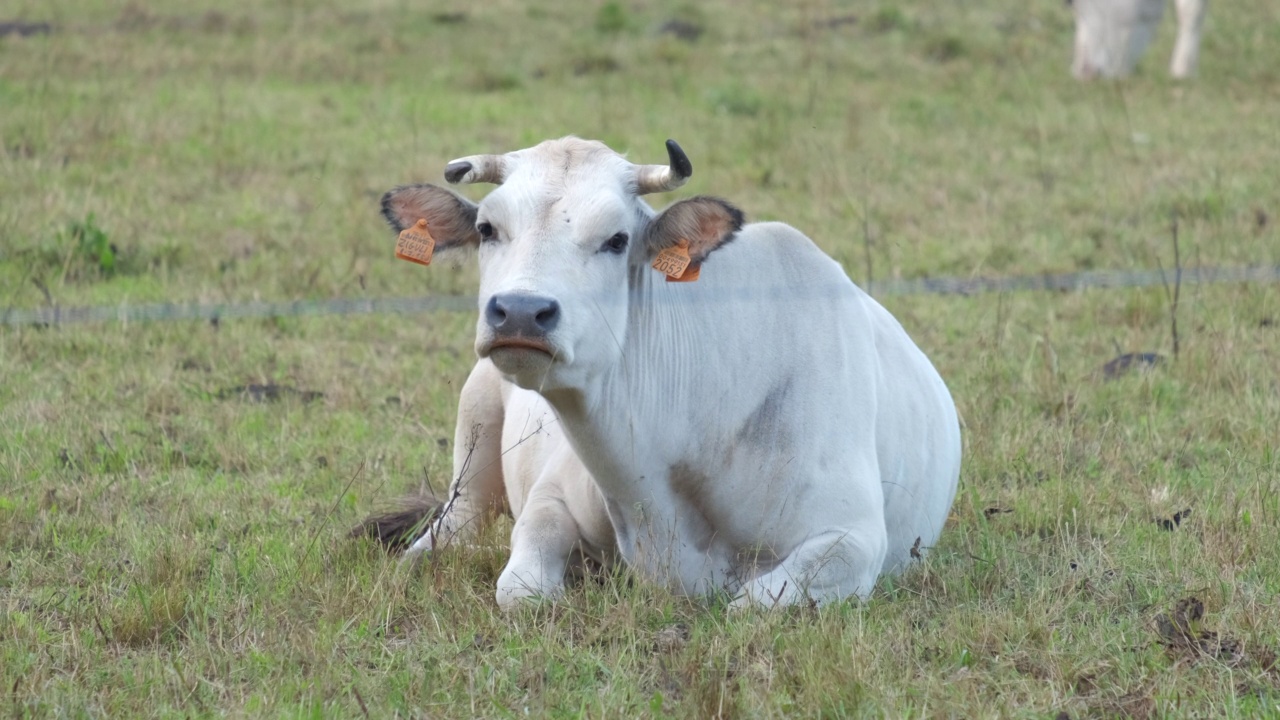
[400,138,961,608]
[1070,0,1207,79]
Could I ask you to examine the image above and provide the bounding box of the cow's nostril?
[485,296,508,329]
[534,301,560,331]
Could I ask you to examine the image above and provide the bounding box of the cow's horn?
[634,139,693,195]
[444,154,509,185]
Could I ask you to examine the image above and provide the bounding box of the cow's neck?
[539,268,705,506]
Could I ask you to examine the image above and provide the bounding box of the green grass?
[3,0,1280,716]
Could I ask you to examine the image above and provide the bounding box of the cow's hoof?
[495,578,565,611]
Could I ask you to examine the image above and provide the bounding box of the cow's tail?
[351,496,445,551]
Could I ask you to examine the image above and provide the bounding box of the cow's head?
[381,137,743,390]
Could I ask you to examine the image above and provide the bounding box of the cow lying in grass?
[373,137,962,608]
[1069,0,1208,79]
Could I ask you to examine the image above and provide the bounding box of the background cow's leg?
[1170,0,1207,78]
[730,526,888,609]
[1121,0,1166,75]
[1071,0,1106,79]
[404,361,508,559]
[1071,0,1164,79]
[495,484,585,609]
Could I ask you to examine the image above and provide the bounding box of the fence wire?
[3,264,1278,327]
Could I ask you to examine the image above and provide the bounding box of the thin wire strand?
[3,264,1277,327]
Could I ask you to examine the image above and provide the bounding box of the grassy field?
[3,0,1280,716]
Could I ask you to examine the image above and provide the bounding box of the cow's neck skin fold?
[532,261,714,591]
[542,262,702,499]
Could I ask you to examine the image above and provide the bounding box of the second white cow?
[384,137,961,608]
[1069,0,1208,79]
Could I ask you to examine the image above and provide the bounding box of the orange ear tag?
[652,239,699,282]
[670,263,700,283]
[395,219,436,267]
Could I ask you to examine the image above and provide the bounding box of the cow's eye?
[600,232,629,255]
[477,222,496,242]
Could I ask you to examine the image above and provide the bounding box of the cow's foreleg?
[730,527,887,609]
[1170,0,1207,78]
[404,362,508,559]
[496,490,583,609]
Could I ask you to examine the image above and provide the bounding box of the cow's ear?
[380,184,481,251]
[645,196,745,264]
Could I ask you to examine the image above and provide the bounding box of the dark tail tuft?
[351,497,446,551]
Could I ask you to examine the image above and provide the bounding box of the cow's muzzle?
[482,293,560,380]
[486,293,561,339]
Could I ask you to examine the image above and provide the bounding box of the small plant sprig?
[1156,214,1184,361]
[65,213,117,278]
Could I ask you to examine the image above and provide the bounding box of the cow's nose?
[486,293,561,336]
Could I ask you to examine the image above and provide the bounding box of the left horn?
[634,139,693,195]
[444,154,509,185]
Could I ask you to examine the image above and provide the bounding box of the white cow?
[382,137,961,608]
[1069,0,1208,79]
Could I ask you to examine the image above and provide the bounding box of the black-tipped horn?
[444,161,474,184]
[443,154,509,185]
[665,139,693,181]
[635,139,693,195]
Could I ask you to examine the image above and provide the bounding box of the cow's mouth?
[487,337,555,356]
[485,338,558,380]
